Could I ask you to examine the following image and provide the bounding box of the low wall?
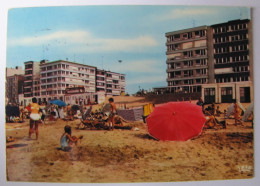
[145,92,201,104]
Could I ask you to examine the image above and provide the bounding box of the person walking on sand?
[60,125,83,151]
[108,97,117,130]
[29,97,41,140]
[234,101,243,126]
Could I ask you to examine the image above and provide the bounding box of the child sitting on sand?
[60,125,83,151]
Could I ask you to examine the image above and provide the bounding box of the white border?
[1,0,259,186]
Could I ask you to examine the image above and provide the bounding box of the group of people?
[14,97,117,152]
[196,97,243,129]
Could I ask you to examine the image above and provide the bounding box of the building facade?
[6,75,24,104]
[39,60,97,102]
[104,71,126,96]
[5,66,25,104]
[23,61,41,105]
[163,19,253,103]
[96,69,126,96]
[166,26,210,94]
[203,19,253,103]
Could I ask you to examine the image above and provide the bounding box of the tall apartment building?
[39,60,96,102]
[24,61,41,99]
[202,19,253,103]
[162,19,253,103]
[166,26,210,94]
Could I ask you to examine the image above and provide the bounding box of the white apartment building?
[39,60,96,102]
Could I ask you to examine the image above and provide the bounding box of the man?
[108,98,116,130]
[196,97,204,112]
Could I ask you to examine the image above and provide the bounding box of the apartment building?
[39,60,96,102]
[104,71,126,96]
[96,69,106,93]
[166,26,210,94]
[23,61,41,105]
[9,59,126,105]
[202,19,253,103]
[157,19,253,103]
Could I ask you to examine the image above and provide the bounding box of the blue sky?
[6,5,250,94]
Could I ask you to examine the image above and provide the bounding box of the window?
[176,63,181,68]
[183,33,188,39]
[174,34,180,40]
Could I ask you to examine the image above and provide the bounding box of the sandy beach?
[5,96,254,183]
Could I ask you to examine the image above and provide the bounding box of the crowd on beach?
[6,97,118,151]
[196,97,253,130]
[6,96,253,151]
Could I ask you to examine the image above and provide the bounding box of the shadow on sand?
[134,133,159,141]
[6,143,28,148]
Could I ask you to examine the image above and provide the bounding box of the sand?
[5,97,254,183]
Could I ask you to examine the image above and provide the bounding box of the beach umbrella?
[102,103,111,112]
[226,103,234,118]
[146,102,206,141]
[49,99,67,107]
[102,103,111,116]
[242,102,254,122]
[238,102,246,112]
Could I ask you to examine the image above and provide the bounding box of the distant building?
[5,66,24,104]
[96,69,126,96]
[6,66,24,77]
[10,59,126,106]
[6,74,24,104]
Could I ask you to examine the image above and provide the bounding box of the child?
[60,125,83,151]
[234,102,243,126]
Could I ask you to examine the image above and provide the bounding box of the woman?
[29,97,41,140]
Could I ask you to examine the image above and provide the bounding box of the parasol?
[102,103,111,116]
[146,102,206,141]
[49,99,67,107]
[242,102,254,122]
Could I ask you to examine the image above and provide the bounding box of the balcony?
[166,36,206,45]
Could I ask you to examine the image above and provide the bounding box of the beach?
[5,97,254,183]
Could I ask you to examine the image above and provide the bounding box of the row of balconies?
[167,74,208,81]
[166,30,206,43]
[213,23,248,35]
[167,78,208,86]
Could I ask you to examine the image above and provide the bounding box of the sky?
[6,5,250,94]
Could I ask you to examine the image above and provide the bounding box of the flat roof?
[210,19,250,27]
[166,25,208,36]
[39,60,97,69]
